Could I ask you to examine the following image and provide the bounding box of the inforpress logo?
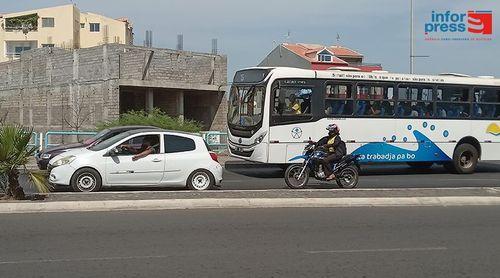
[424,10,493,41]
[468,10,493,34]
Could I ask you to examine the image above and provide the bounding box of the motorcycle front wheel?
[336,166,359,189]
[284,164,309,189]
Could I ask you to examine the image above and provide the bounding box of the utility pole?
[410,0,414,74]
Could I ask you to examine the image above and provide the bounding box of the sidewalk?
[1,187,500,213]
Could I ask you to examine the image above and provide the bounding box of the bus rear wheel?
[448,143,479,174]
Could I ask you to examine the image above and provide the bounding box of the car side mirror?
[108,147,120,156]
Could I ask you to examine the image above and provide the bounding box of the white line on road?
[0,255,171,265]
[306,247,448,254]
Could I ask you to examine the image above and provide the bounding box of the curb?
[1,196,500,213]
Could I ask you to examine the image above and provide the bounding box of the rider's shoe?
[326,174,336,181]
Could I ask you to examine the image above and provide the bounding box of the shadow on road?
[226,161,500,178]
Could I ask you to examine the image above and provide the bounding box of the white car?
[48,129,223,192]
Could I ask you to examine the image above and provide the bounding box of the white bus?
[227,67,500,173]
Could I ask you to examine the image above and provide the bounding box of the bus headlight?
[254,132,267,144]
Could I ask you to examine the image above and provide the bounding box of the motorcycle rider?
[317,123,346,181]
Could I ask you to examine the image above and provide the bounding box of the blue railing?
[44,131,97,149]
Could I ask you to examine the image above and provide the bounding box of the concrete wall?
[258,45,310,69]
[0,44,227,133]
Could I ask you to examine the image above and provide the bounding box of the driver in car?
[120,135,159,161]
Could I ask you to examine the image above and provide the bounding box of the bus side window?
[473,87,500,119]
[357,84,395,117]
[436,86,470,119]
[325,83,354,116]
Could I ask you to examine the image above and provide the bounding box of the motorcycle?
[284,140,361,189]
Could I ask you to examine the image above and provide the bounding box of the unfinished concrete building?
[0,44,227,132]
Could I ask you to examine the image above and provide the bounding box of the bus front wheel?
[447,143,479,174]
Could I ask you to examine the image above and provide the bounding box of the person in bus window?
[368,101,381,115]
[287,94,302,115]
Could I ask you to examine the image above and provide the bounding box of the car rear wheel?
[70,168,102,192]
[187,169,215,191]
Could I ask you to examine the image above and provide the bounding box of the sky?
[2,0,499,79]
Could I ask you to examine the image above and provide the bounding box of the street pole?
[410,0,414,74]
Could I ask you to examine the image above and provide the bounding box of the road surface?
[1,206,500,277]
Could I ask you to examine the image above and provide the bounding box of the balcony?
[2,13,38,32]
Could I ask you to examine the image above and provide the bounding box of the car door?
[105,133,165,185]
[162,134,198,184]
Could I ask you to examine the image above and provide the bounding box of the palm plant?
[0,124,51,200]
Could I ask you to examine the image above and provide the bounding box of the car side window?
[164,135,196,153]
[117,135,161,155]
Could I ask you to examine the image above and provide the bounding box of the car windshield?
[228,85,265,127]
[88,131,132,151]
[82,129,109,145]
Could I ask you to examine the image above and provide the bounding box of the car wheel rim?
[77,173,96,191]
[459,151,473,168]
[192,172,210,190]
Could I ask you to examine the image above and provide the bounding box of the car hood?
[48,147,93,165]
[43,142,88,154]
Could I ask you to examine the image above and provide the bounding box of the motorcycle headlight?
[51,155,76,167]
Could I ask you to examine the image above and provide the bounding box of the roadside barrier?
[201,131,228,153]
[44,130,97,149]
[33,129,227,152]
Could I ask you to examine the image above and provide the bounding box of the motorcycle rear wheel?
[284,164,309,189]
[336,166,359,189]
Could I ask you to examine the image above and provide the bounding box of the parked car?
[48,129,223,192]
[36,126,159,170]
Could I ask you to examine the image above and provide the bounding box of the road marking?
[0,255,171,265]
[439,179,499,181]
[306,247,448,254]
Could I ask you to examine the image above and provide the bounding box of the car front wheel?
[70,168,102,192]
[187,169,215,191]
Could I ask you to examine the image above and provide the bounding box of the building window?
[318,54,332,62]
[80,23,85,29]
[89,23,100,32]
[42,44,55,48]
[41,17,55,27]
[14,46,31,54]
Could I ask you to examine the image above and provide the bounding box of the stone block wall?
[0,44,228,134]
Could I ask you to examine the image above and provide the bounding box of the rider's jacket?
[317,135,347,156]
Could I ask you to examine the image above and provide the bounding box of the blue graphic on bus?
[352,130,451,162]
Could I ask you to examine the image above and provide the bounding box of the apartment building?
[0,4,133,62]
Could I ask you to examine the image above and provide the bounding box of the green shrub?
[96,109,203,133]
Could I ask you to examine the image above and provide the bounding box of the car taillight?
[209,152,218,162]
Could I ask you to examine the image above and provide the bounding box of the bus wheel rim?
[459,151,473,168]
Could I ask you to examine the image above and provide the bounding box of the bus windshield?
[228,85,265,127]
